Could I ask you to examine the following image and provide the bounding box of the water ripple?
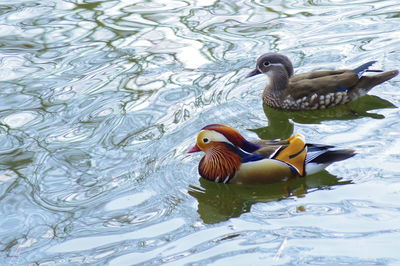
[1,0,400,264]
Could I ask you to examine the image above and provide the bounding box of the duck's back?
[285,70,359,100]
[289,69,348,82]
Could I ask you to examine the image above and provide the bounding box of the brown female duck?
[246,53,399,110]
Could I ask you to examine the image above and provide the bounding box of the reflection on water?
[0,0,400,264]
[252,95,396,139]
[189,171,351,224]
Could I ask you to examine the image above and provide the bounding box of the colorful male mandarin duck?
[246,53,399,110]
[188,124,355,184]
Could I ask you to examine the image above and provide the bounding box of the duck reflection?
[188,171,351,224]
[251,95,395,139]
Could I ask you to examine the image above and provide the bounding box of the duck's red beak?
[188,144,201,153]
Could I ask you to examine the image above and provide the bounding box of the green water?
[0,0,400,265]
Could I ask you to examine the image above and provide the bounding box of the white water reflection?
[105,190,156,211]
[48,218,184,253]
[2,111,37,128]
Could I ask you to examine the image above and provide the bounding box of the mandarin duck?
[188,124,355,184]
[246,53,399,110]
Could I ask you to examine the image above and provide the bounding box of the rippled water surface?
[1,0,400,265]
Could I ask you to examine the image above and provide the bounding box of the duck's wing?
[250,134,307,176]
[231,134,307,184]
[290,69,347,82]
[288,70,358,99]
[287,61,383,100]
[271,134,307,176]
[251,139,290,158]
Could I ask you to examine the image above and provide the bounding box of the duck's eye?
[263,61,270,67]
[203,138,209,143]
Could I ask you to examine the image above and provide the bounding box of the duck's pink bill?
[188,144,201,153]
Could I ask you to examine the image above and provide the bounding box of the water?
[0,0,399,265]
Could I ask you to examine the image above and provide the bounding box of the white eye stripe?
[201,130,234,145]
[258,62,285,73]
[270,62,285,68]
[200,130,253,156]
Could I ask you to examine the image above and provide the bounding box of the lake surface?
[1,0,400,265]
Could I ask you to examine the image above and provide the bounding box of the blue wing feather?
[336,61,378,92]
[241,154,266,163]
[352,61,377,78]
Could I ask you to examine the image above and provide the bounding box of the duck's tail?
[305,145,356,175]
[355,69,399,94]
